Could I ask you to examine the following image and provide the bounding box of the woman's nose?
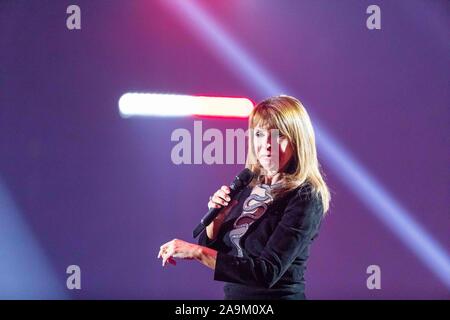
[266,133,276,148]
[264,137,271,150]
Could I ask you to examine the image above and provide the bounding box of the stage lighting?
[118,93,253,118]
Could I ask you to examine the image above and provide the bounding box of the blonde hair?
[245,95,331,214]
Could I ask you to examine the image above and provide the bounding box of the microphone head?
[237,168,254,184]
[233,168,254,190]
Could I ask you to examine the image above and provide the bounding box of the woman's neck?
[264,172,281,185]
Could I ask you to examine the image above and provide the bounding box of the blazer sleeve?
[198,229,221,250]
[213,187,323,288]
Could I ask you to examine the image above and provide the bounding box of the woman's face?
[253,125,293,175]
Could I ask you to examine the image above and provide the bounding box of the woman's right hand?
[208,185,232,210]
[206,185,237,240]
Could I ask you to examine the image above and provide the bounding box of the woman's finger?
[157,247,164,259]
[221,185,230,194]
[208,186,231,209]
[162,247,173,266]
[212,195,228,206]
[158,247,166,259]
[159,241,172,250]
[208,200,221,209]
[217,189,231,202]
[158,239,175,259]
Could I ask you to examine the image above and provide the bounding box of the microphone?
[192,168,254,238]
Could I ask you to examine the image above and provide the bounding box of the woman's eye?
[276,132,286,139]
[255,131,263,137]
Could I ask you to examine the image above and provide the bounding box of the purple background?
[0,0,449,299]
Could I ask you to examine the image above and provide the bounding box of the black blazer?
[198,182,324,300]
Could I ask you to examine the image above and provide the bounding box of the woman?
[158,95,331,300]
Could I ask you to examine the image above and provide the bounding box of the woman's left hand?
[157,239,200,267]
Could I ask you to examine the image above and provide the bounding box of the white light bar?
[118,93,253,118]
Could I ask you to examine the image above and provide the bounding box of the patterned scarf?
[229,183,281,257]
